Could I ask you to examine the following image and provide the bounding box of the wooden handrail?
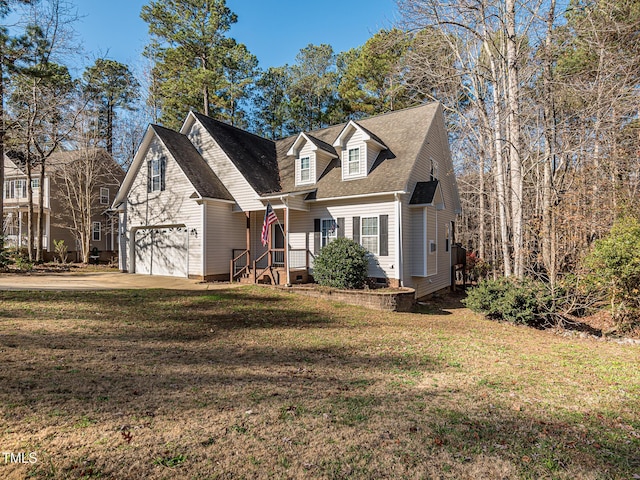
[252,248,285,283]
[232,248,249,263]
[230,249,250,282]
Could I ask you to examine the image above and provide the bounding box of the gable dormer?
[332,120,387,181]
[287,132,337,186]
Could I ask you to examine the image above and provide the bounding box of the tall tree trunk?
[0,47,4,251]
[478,152,486,260]
[506,0,524,278]
[107,102,113,154]
[26,153,34,260]
[36,157,45,261]
[485,41,512,277]
[541,0,558,285]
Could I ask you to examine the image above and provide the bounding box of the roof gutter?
[305,190,407,203]
[260,189,317,200]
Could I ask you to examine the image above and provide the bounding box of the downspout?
[119,206,127,272]
[201,201,207,280]
[395,192,404,287]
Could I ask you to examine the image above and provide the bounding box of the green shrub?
[14,255,34,272]
[583,216,640,331]
[0,238,9,268]
[54,239,68,264]
[463,277,556,327]
[313,237,369,289]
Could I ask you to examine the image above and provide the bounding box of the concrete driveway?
[0,271,239,291]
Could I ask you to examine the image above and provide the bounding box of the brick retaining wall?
[277,286,416,312]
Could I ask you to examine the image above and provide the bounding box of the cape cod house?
[112,102,463,298]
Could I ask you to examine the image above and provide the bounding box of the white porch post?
[284,198,290,286]
[18,212,23,248]
[45,211,50,251]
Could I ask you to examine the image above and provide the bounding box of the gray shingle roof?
[152,124,233,202]
[305,133,338,157]
[275,103,439,199]
[193,112,281,195]
[184,103,440,202]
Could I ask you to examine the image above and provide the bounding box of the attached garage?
[133,226,188,277]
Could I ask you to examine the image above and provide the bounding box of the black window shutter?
[314,218,321,254]
[337,217,345,238]
[147,161,152,193]
[353,217,360,244]
[380,214,388,256]
[160,156,166,191]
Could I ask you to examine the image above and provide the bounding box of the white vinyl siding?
[186,120,263,211]
[126,136,203,277]
[288,197,396,280]
[293,144,318,187]
[341,128,367,180]
[295,140,320,186]
[204,202,246,277]
[405,105,459,298]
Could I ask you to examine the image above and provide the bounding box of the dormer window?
[288,132,338,186]
[348,148,361,176]
[300,156,311,183]
[333,120,387,182]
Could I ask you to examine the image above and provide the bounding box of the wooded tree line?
[2,0,638,279]
[396,0,640,284]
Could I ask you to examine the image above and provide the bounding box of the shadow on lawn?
[0,288,333,331]
[1,289,638,478]
[415,290,467,316]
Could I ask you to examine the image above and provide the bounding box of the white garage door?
[134,228,188,277]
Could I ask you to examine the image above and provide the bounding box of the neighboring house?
[113,102,462,298]
[2,149,124,262]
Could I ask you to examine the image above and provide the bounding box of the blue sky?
[71,0,398,74]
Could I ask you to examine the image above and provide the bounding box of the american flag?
[261,202,278,246]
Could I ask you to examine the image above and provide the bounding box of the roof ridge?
[192,112,275,145]
[283,101,439,141]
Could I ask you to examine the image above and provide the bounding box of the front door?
[272,224,284,266]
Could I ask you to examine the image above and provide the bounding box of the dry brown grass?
[0,287,638,479]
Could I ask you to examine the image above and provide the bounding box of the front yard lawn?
[0,286,638,479]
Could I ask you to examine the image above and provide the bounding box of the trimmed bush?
[463,277,556,327]
[313,237,369,289]
[583,216,640,330]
